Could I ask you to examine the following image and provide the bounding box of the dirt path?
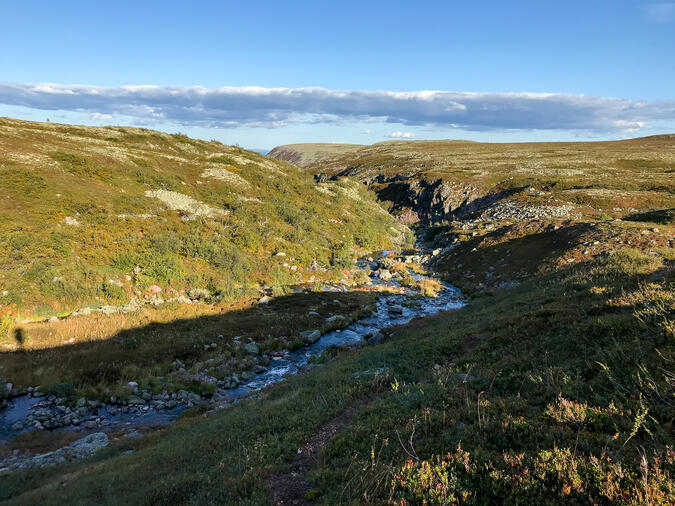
[265,396,376,505]
[265,330,486,504]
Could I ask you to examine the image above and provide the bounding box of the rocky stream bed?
[0,251,464,472]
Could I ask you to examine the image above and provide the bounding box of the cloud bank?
[0,82,674,132]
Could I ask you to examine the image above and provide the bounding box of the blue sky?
[1,0,674,150]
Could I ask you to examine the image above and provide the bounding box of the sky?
[1,0,674,150]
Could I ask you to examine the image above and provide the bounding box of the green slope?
[0,118,410,319]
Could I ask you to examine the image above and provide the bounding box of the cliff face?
[372,178,514,224]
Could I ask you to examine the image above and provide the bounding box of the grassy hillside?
[0,118,409,322]
[267,143,364,167]
[1,228,672,504]
[300,136,675,221]
[0,129,672,503]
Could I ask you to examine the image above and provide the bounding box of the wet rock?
[300,329,321,343]
[388,306,404,315]
[325,315,345,324]
[241,370,255,381]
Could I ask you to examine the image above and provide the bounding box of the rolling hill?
[0,118,409,321]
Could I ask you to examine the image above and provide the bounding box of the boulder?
[245,342,260,355]
[300,329,321,343]
[377,269,393,280]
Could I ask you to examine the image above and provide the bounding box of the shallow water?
[0,256,464,444]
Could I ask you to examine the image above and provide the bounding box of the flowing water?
[0,254,464,445]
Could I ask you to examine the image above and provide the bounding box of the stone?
[241,370,255,381]
[127,381,139,393]
[377,269,393,280]
[300,329,321,343]
[307,311,321,317]
[325,315,345,324]
[245,342,260,355]
[11,422,23,431]
[258,296,271,304]
[367,332,387,346]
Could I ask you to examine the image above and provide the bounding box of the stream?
[0,252,464,450]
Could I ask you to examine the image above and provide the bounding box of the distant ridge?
[267,143,364,167]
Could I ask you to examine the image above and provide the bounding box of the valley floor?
[0,211,673,504]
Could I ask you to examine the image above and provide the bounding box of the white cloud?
[387,131,416,138]
[90,112,113,120]
[645,3,675,22]
[0,82,674,133]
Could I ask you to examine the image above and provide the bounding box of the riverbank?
[0,249,462,471]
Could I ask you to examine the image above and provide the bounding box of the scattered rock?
[0,432,109,472]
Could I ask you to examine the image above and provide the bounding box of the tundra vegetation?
[0,123,673,504]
